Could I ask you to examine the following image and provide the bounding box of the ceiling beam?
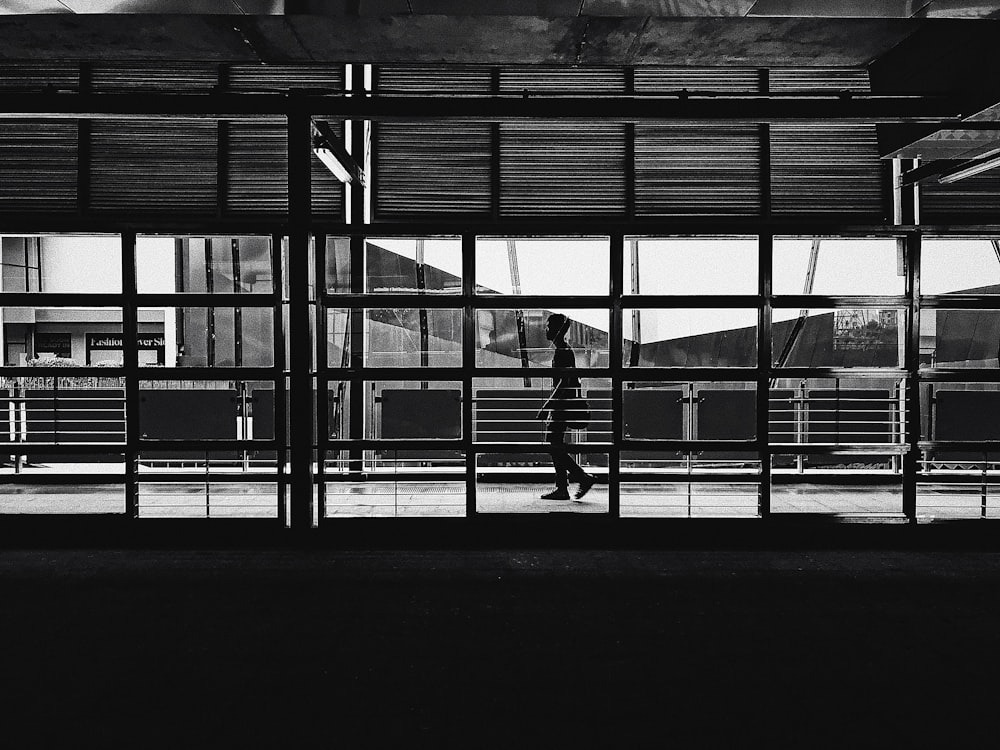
[0,91,983,123]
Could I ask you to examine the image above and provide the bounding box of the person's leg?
[542,422,570,498]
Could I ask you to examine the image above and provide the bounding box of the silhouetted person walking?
[535,313,595,500]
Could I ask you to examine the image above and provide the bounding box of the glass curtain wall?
[0,234,284,519]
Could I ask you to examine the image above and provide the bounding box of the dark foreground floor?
[2,548,999,747]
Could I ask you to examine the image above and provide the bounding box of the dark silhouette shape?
[535,313,595,500]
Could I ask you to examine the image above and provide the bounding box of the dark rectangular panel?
[623,389,683,440]
[381,389,462,439]
[698,389,756,440]
[138,390,238,440]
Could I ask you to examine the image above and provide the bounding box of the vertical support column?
[314,233,328,522]
[122,231,139,519]
[287,109,313,530]
[272,232,288,527]
[758,233,773,519]
[609,232,625,520]
[903,231,920,523]
[348,236,364,477]
[462,233,477,518]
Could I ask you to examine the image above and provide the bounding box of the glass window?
[136,236,273,294]
[1,307,123,367]
[772,308,904,368]
[773,237,904,296]
[363,237,461,294]
[919,309,1000,368]
[626,237,757,295]
[2,235,121,294]
[922,238,1000,295]
[363,308,462,368]
[476,238,609,296]
[623,309,757,367]
[138,307,274,367]
[476,309,608,368]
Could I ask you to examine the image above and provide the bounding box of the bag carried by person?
[561,395,591,429]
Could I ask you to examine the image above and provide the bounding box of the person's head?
[545,313,570,343]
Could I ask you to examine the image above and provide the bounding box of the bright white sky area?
[9,235,1000,344]
[373,236,1000,339]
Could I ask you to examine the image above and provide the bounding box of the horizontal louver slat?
[0,62,79,91]
[376,66,492,95]
[921,173,1000,223]
[635,125,761,216]
[375,121,492,217]
[633,68,760,93]
[0,120,77,213]
[90,64,218,92]
[499,67,624,93]
[90,120,216,214]
[770,124,885,216]
[500,122,626,216]
[769,68,871,92]
[227,65,344,92]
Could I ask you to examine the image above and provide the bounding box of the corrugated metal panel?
[90,64,218,92]
[376,65,492,95]
[634,124,761,216]
[227,64,344,92]
[499,66,625,93]
[500,121,626,216]
[769,68,871,92]
[770,125,886,217]
[634,68,761,93]
[0,62,79,91]
[375,120,492,217]
[0,120,77,213]
[90,120,216,214]
[921,172,1000,223]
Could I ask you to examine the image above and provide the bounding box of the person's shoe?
[574,475,596,499]
[540,488,571,500]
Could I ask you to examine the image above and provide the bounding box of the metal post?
[122,231,139,519]
[903,231,921,522]
[463,232,476,518]
[609,232,624,520]
[759,233,773,519]
[287,109,313,530]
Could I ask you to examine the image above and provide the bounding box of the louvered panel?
[0,120,77,213]
[376,65,492,95]
[90,120,216,214]
[634,68,760,93]
[770,125,885,217]
[770,68,871,92]
[227,121,286,215]
[634,124,761,216]
[499,66,624,93]
[500,122,626,216]
[374,121,492,217]
[227,64,344,92]
[90,64,218,92]
[921,172,1000,223]
[227,120,345,218]
[0,62,79,91]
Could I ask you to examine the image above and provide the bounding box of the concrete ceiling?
[1,0,999,16]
